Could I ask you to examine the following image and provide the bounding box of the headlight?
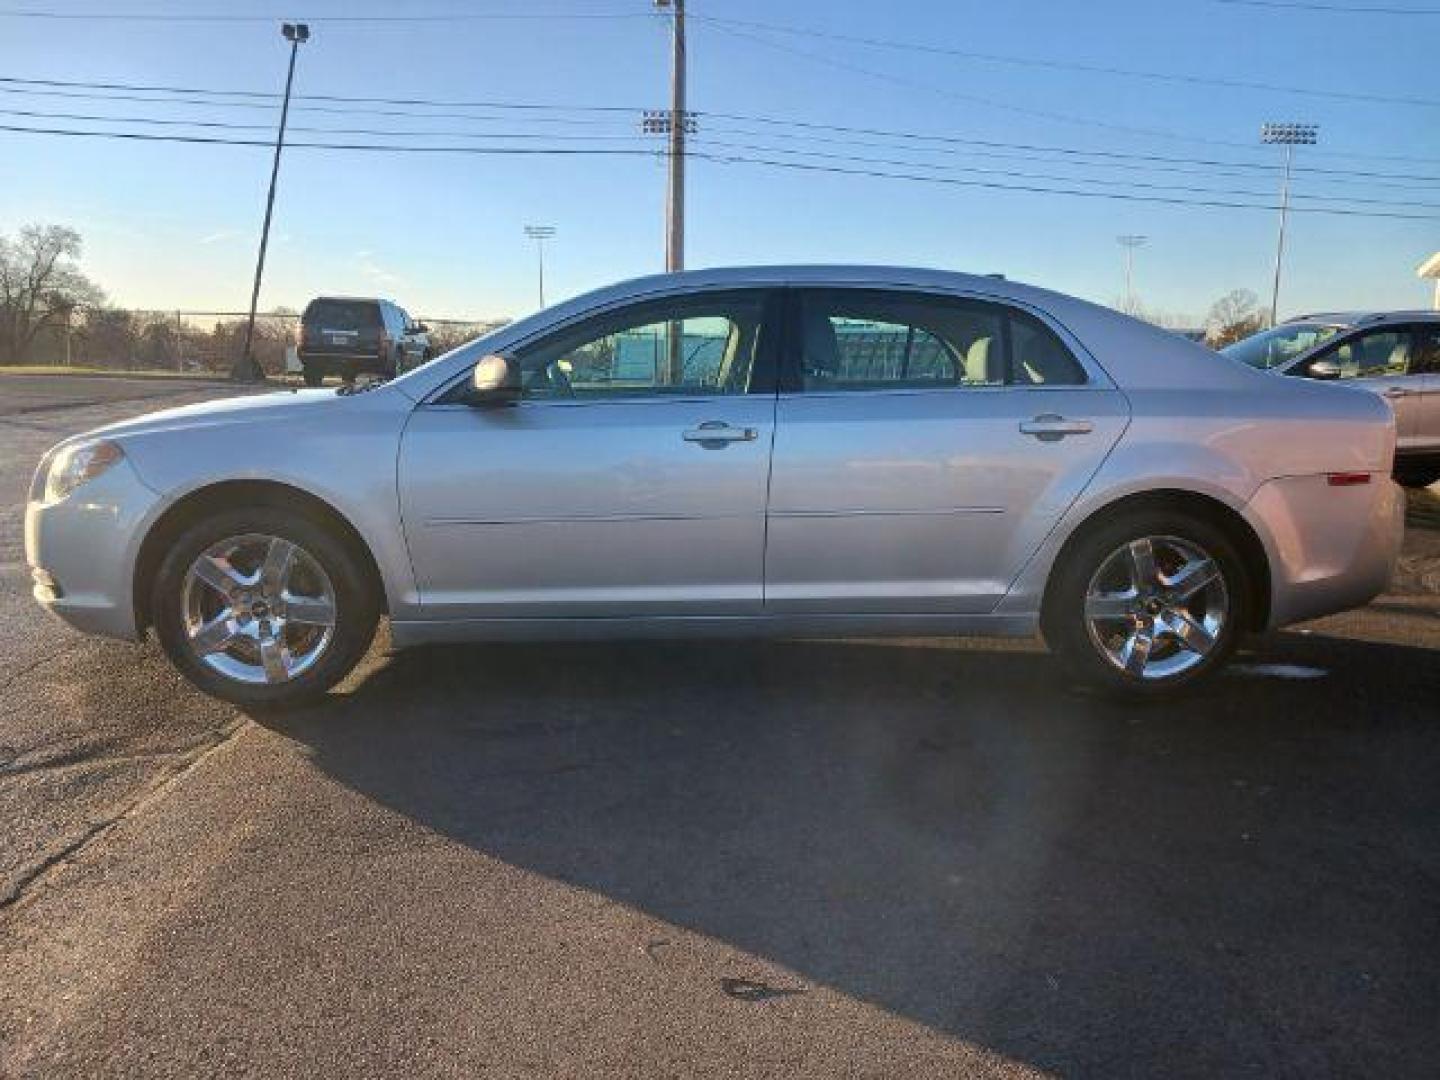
[42,440,125,503]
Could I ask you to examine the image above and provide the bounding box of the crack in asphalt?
[0,717,246,913]
[0,739,222,779]
[0,641,85,693]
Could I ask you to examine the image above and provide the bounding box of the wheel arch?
[1039,487,1271,636]
[133,479,387,632]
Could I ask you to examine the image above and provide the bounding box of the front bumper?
[1246,472,1405,630]
[24,456,164,641]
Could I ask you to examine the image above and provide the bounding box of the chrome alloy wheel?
[1083,535,1229,682]
[180,533,337,686]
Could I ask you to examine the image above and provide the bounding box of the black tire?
[1394,464,1439,490]
[302,366,324,388]
[1042,509,1251,697]
[151,506,380,708]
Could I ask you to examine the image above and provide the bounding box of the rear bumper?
[1245,472,1404,629]
[298,348,388,373]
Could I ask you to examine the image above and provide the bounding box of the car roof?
[1287,310,1440,327]
[305,296,392,307]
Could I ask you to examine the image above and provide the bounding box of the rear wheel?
[152,507,379,707]
[1044,510,1249,696]
[301,365,324,387]
[1395,462,1439,489]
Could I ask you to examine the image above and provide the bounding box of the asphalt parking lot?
[2,373,1438,1078]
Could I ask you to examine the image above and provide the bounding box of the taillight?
[1326,472,1371,487]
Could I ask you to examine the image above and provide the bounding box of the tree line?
[0,224,497,373]
[1,223,1269,370]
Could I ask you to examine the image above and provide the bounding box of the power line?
[698,122,1440,192]
[0,7,653,22]
[0,83,643,130]
[0,123,661,155]
[3,121,1436,220]
[703,18,1270,153]
[1209,0,1440,13]
[0,75,640,113]
[690,149,1440,221]
[687,137,1440,210]
[703,21,1440,167]
[0,106,655,143]
[8,99,1435,197]
[691,13,1440,109]
[4,74,1438,180]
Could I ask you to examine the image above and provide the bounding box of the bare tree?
[0,224,106,364]
[1204,289,1265,347]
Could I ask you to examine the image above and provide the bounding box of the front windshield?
[1221,322,1343,370]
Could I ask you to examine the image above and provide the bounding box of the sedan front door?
[1302,326,1425,451]
[398,290,780,618]
[1410,324,1440,456]
[764,288,1129,614]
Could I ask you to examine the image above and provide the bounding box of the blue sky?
[1,0,1437,323]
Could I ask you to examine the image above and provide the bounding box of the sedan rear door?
[764,288,1129,614]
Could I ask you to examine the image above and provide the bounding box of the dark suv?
[298,297,432,386]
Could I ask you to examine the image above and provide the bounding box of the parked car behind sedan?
[1223,311,1440,488]
[297,296,432,386]
[26,266,1402,706]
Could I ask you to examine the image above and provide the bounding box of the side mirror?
[468,353,520,405]
[1307,359,1342,381]
[413,322,429,334]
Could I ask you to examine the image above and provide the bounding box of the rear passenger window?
[1009,312,1087,386]
[796,290,1085,391]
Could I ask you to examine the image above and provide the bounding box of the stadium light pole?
[523,225,556,308]
[1261,122,1318,328]
[233,21,309,383]
[1116,234,1147,314]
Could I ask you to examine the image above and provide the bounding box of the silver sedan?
[26,266,1403,705]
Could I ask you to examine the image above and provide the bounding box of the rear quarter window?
[1008,312,1087,386]
[303,301,381,330]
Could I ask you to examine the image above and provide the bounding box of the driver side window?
[1312,329,1412,379]
[516,293,769,400]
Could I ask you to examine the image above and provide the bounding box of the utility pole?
[657,0,686,273]
[1261,122,1317,328]
[1116,235,1147,315]
[232,21,309,383]
[524,225,556,308]
[645,1,690,382]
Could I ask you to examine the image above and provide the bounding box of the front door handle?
[682,421,758,446]
[1019,414,1093,441]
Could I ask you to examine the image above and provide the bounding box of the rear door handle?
[683,421,758,446]
[1019,415,1093,441]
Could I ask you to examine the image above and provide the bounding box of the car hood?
[87,385,405,441]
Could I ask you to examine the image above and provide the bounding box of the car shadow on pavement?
[260,633,1440,1076]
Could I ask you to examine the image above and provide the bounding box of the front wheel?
[1043,511,1249,696]
[151,507,379,707]
[301,366,324,387]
